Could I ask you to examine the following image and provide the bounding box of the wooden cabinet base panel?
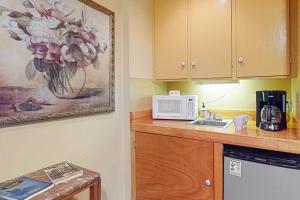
[134,132,214,200]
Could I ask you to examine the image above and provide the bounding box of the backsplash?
[297,93,300,120]
[129,78,297,117]
[130,78,167,111]
[167,79,291,112]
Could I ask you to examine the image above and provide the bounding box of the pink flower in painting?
[61,45,75,63]
[28,41,48,59]
[46,42,64,65]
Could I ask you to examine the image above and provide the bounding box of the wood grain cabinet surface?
[154,0,294,80]
[134,132,214,200]
[154,0,189,80]
[190,0,232,79]
[234,0,290,77]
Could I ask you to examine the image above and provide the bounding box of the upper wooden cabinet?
[154,0,189,79]
[234,0,290,77]
[154,0,294,80]
[154,0,232,80]
[190,0,232,79]
[134,132,214,200]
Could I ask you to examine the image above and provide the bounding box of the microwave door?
[154,97,187,120]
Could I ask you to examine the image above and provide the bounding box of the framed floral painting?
[0,0,115,126]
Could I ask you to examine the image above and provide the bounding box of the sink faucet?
[207,111,214,120]
[207,111,212,120]
[207,111,223,121]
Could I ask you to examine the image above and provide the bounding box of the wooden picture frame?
[0,0,115,127]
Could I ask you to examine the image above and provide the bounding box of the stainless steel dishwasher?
[224,145,300,200]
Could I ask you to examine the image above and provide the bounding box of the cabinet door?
[154,0,188,79]
[190,0,232,79]
[135,132,214,200]
[235,0,289,77]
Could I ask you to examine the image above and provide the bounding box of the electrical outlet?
[169,91,181,96]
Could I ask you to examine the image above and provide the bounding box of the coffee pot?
[256,91,287,131]
[260,105,282,124]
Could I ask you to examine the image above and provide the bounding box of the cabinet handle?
[204,179,211,186]
[191,61,197,69]
[238,57,245,64]
[181,62,186,69]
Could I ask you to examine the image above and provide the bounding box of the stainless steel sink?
[188,119,232,128]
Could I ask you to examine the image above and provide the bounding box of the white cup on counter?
[233,115,249,131]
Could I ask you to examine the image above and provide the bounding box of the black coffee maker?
[256,91,287,131]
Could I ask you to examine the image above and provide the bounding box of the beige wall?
[130,78,167,111]
[0,1,131,200]
[128,0,166,111]
[129,0,154,79]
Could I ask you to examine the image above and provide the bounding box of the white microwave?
[152,95,198,120]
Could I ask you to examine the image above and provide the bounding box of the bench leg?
[90,179,100,200]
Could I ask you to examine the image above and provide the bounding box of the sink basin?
[188,119,232,128]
